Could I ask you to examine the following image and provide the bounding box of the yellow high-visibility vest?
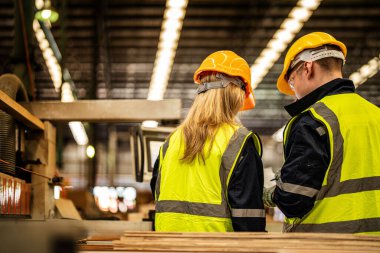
[155,124,262,232]
[283,93,380,234]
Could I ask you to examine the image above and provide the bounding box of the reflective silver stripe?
[219,127,251,217]
[155,169,161,200]
[222,127,251,187]
[277,178,319,198]
[231,208,266,218]
[310,102,344,200]
[155,141,169,200]
[315,126,326,136]
[156,200,229,218]
[320,176,380,199]
[162,141,169,159]
[312,102,380,199]
[157,127,252,219]
[285,101,380,233]
[285,217,380,233]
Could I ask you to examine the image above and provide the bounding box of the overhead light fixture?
[62,82,89,146]
[349,55,380,87]
[250,0,322,89]
[147,0,188,101]
[35,0,59,23]
[86,145,96,159]
[68,122,89,146]
[142,120,159,128]
[34,11,89,146]
[143,0,188,127]
[33,20,62,91]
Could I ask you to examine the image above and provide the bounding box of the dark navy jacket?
[273,78,356,218]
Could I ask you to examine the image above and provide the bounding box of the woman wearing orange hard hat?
[151,50,265,232]
[264,32,380,234]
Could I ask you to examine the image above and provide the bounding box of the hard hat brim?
[241,93,255,111]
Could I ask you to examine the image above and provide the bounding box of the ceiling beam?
[21,99,181,122]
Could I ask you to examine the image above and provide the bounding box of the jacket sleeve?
[227,136,266,232]
[273,114,330,218]
[150,155,160,200]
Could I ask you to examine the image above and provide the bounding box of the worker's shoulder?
[293,111,325,131]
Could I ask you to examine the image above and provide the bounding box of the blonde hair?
[179,72,245,163]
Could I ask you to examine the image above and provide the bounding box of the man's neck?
[312,71,342,91]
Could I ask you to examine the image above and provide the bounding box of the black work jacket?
[273,78,356,218]
[150,136,266,232]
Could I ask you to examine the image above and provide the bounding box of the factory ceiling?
[0,0,379,136]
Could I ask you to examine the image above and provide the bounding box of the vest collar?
[284,78,355,117]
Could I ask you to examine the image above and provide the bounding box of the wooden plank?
[109,232,380,252]
[28,122,56,219]
[120,231,380,240]
[0,90,45,130]
[21,99,181,122]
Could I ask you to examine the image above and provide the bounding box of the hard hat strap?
[197,73,245,94]
[290,46,346,70]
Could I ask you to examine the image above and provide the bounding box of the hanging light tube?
[250,0,322,89]
[147,0,188,100]
[349,55,380,87]
[61,82,89,145]
[33,17,88,145]
[143,0,188,128]
[33,20,62,91]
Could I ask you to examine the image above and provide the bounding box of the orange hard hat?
[277,32,347,95]
[193,50,255,110]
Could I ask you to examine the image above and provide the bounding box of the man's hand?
[263,186,276,207]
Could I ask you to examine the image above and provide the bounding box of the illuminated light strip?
[34,17,88,145]
[147,0,188,100]
[250,0,322,89]
[143,0,188,128]
[349,55,380,87]
[33,20,62,91]
[62,82,89,145]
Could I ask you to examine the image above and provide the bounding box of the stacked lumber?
[112,231,380,252]
[78,236,117,251]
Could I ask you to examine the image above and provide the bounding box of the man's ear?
[304,61,314,80]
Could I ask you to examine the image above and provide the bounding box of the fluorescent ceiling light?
[142,120,159,128]
[61,82,88,145]
[250,0,322,89]
[147,0,188,101]
[69,122,89,146]
[290,7,312,22]
[274,30,294,44]
[299,0,320,10]
[86,145,96,159]
[144,0,188,127]
[281,19,303,33]
[167,0,187,8]
[34,20,63,92]
[34,17,88,146]
[349,55,380,87]
[268,39,287,52]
